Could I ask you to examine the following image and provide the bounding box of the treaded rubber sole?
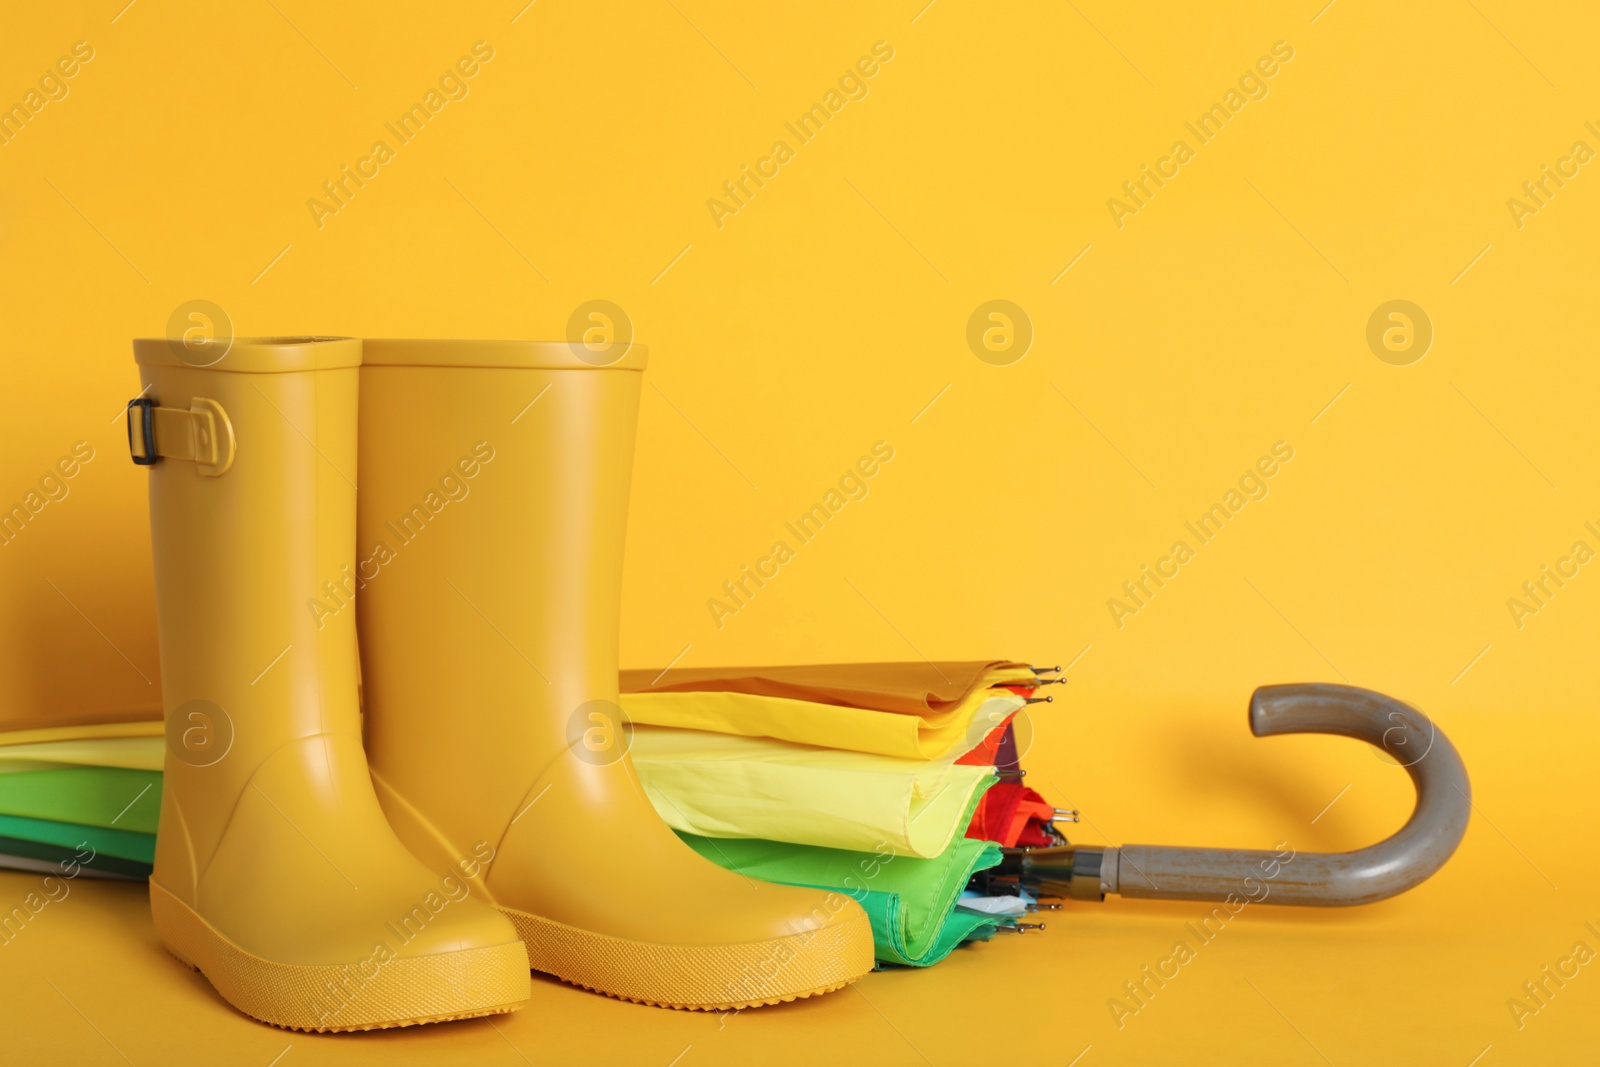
[499,904,874,1011]
[151,881,531,1032]
[558,972,861,1011]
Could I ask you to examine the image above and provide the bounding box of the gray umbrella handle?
[1023,683,1471,907]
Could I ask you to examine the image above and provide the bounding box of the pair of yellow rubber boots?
[129,337,872,1031]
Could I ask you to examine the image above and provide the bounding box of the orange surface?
[2,0,1597,1062]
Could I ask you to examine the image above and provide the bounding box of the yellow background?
[2,0,1597,1063]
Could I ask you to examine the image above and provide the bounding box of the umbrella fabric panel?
[0,767,161,834]
[0,851,143,880]
[0,735,164,772]
[966,781,1056,849]
[677,829,1004,965]
[954,717,1013,767]
[0,731,164,877]
[0,722,162,750]
[956,890,1031,917]
[622,661,1035,715]
[849,889,1008,967]
[621,690,1024,760]
[0,834,153,878]
[0,812,157,865]
[633,726,994,858]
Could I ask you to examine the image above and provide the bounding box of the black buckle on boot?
[127,397,158,466]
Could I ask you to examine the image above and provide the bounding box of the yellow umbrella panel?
[619,687,1025,760]
[630,725,996,858]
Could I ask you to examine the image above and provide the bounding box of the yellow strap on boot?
[126,397,236,476]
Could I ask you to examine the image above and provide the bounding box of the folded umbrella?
[0,726,162,878]
[624,661,1055,965]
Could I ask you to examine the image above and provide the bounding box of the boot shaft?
[134,337,363,877]
[355,341,644,858]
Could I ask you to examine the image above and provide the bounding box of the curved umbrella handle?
[1006,683,1471,907]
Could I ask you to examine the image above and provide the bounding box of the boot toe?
[499,888,874,1010]
[153,881,531,1032]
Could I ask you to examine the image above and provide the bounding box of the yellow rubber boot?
[129,337,530,1032]
[355,340,874,1009]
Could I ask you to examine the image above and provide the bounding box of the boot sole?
[151,881,531,1032]
[498,904,875,1010]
